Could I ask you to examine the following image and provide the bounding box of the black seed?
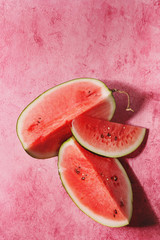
[88,90,91,94]
[113,214,116,218]
[38,117,41,119]
[37,121,40,123]
[81,177,85,180]
[114,175,118,181]
[78,166,81,168]
[115,136,117,141]
[111,175,118,181]
[107,133,111,137]
[120,200,124,207]
[101,134,104,138]
[114,209,117,214]
[75,168,80,174]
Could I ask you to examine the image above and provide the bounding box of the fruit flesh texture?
[59,138,132,227]
[17,79,115,158]
[72,115,146,158]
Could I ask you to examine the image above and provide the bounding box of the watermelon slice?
[16,78,115,158]
[58,137,133,227]
[71,115,146,158]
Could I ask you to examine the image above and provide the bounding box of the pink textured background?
[0,0,160,239]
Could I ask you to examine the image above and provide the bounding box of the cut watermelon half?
[58,137,133,227]
[71,115,146,158]
[16,78,115,158]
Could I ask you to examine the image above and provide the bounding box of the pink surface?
[0,0,160,239]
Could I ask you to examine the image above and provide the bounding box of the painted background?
[0,0,160,239]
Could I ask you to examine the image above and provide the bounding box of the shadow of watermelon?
[119,159,158,227]
[101,79,147,124]
[99,80,158,226]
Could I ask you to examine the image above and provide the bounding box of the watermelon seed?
[115,136,118,141]
[107,127,110,130]
[123,126,125,129]
[100,173,104,177]
[114,176,118,181]
[101,134,104,138]
[81,177,85,180]
[120,200,124,207]
[114,209,118,214]
[75,168,80,174]
[107,133,111,137]
[111,175,118,181]
[113,214,116,218]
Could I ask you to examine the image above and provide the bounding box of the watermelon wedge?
[71,115,146,158]
[58,137,133,227]
[16,78,115,158]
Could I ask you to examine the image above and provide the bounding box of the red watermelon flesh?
[58,137,133,227]
[16,78,115,158]
[72,115,146,158]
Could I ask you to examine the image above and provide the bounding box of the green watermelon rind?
[58,137,133,227]
[16,78,116,159]
[71,120,146,158]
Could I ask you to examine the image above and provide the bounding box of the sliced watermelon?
[16,78,115,158]
[58,137,133,227]
[71,115,146,158]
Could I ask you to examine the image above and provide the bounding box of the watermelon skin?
[58,137,133,227]
[16,78,116,158]
[72,115,146,158]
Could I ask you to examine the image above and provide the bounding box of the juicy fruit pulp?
[58,137,133,227]
[16,78,116,158]
[72,115,146,158]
